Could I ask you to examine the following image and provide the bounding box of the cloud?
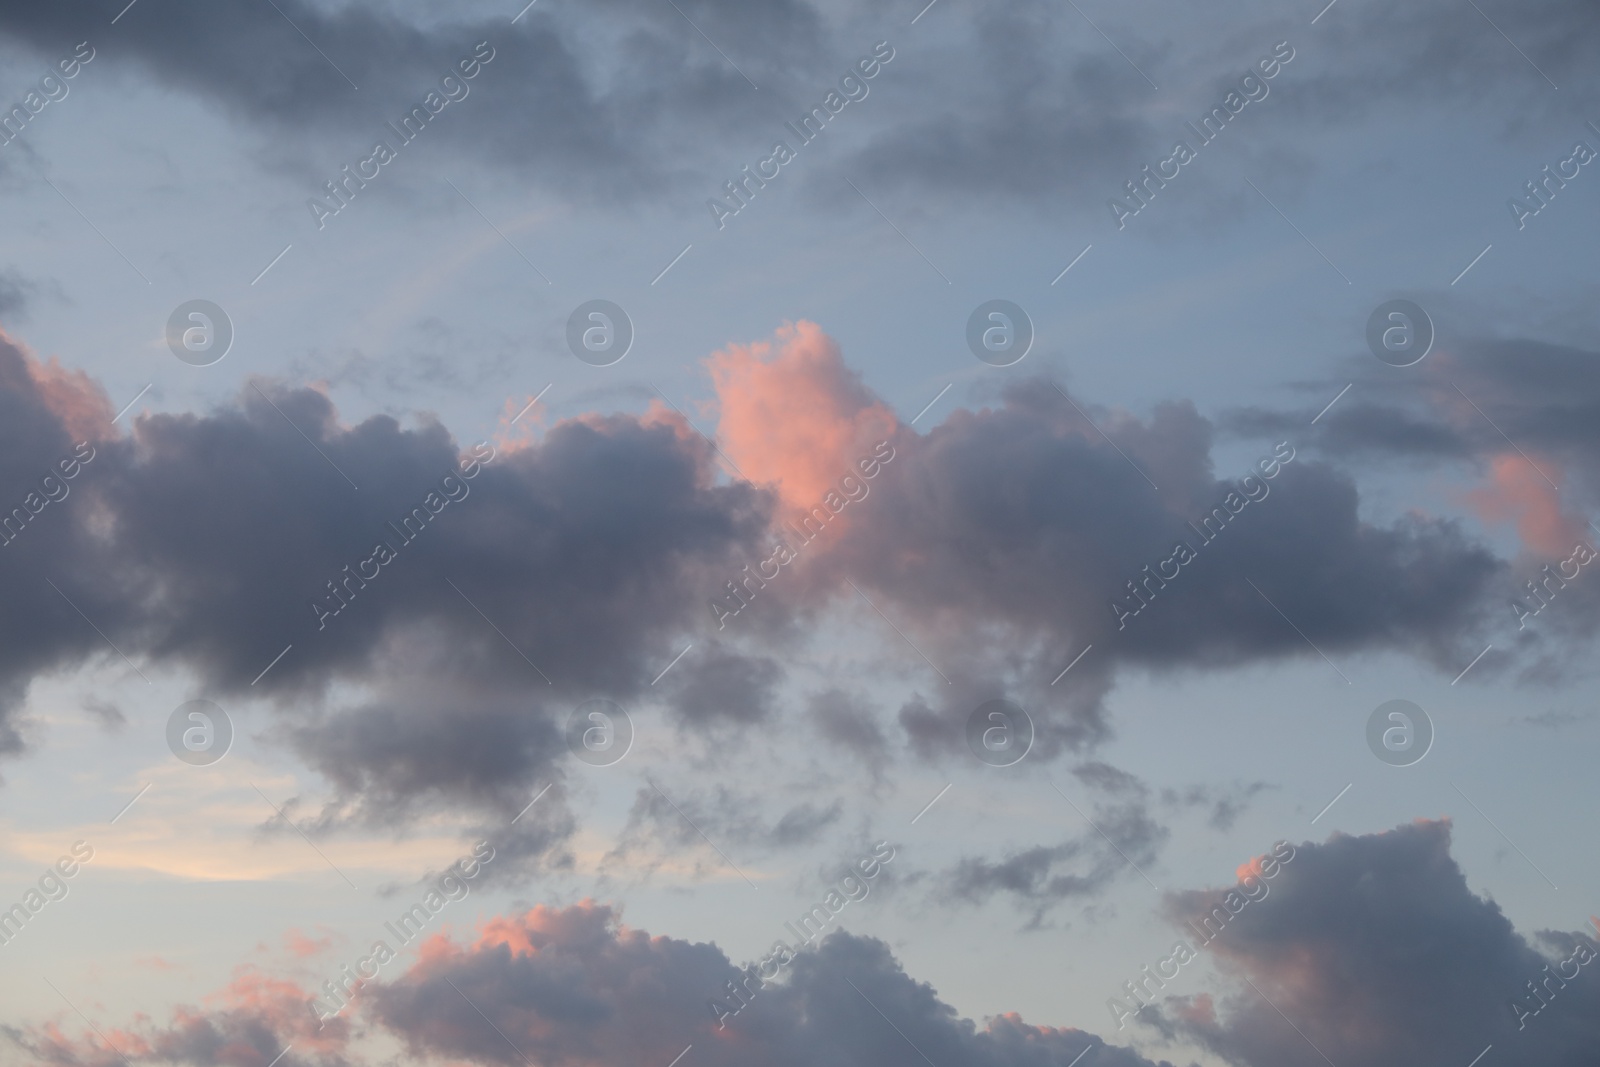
[1149,820,1600,1067]
[1238,337,1600,496]
[804,377,1501,757]
[0,330,773,851]
[29,901,1169,1067]
[602,782,844,886]
[0,321,1533,843]
[285,927,338,960]
[1158,782,1276,833]
[23,824,1596,1067]
[0,0,1593,219]
[709,320,899,514]
[367,901,1180,1067]
[1232,333,1600,656]
[1463,453,1585,558]
[1279,0,1600,124]
[10,968,355,1067]
[655,640,786,730]
[808,687,890,764]
[938,791,1166,928]
[0,0,826,203]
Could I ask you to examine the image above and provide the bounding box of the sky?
[0,0,1598,1065]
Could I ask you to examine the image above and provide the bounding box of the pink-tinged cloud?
[40,825,1600,1067]
[15,969,354,1067]
[285,927,338,959]
[708,321,899,513]
[6,331,113,443]
[1463,453,1586,558]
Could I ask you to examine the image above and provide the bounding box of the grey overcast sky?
[0,1,1598,1066]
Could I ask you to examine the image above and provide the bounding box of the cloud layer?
[19,824,1598,1067]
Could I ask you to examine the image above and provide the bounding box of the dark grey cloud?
[0,335,121,757]
[92,392,769,704]
[11,898,1178,1067]
[363,902,1182,1067]
[1148,821,1600,1067]
[0,333,774,855]
[1249,337,1600,487]
[0,0,1589,217]
[937,788,1166,927]
[1229,334,1600,662]
[0,0,842,205]
[829,0,1600,218]
[658,640,785,729]
[807,379,1502,761]
[0,324,1536,846]
[24,823,1600,1067]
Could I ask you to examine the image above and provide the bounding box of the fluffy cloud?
[0,321,1526,816]
[0,328,772,845]
[799,376,1501,758]
[708,320,899,514]
[18,901,1178,1067]
[1234,334,1600,659]
[10,969,355,1067]
[370,902,1179,1067]
[25,825,1592,1067]
[1149,821,1600,1067]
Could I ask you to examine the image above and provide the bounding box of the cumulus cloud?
[1148,821,1600,1067]
[0,321,1535,844]
[1233,334,1600,660]
[16,899,1184,1067]
[0,329,772,855]
[32,824,1587,1067]
[367,902,1180,1067]
[10,969,355,1067]
[800,376,1501,758]
[709,320,899,514]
